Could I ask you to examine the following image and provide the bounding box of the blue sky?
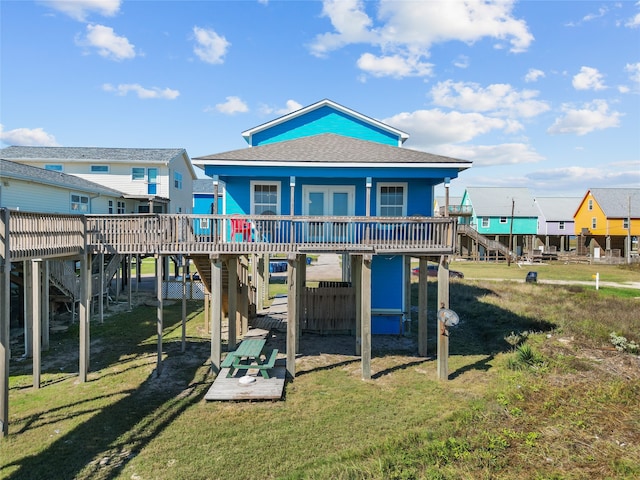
[1,0,639,197]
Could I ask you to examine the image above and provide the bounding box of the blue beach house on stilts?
[193,99,471,378]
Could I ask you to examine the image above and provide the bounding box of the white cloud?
[356,53,433,78]
[40,0,121,22]
[524,68,545,83]
[102,83,179,99]
[193,27,230,64]
[258,100,302,116]
[453,55,469,69]
[77,24,135,61]
[430,80,550,118]
[310,0,533,78]
[547,99,622,136]
[435,143,544,167]
[526,164,640,192]
[625,7,640,28]
[385,109,509,146]
[625,62,640,85]
[572,66,606,90]
[0,124,60,146]
[215,96,248,114]
[309,0,376,57]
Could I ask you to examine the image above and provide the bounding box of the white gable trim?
[241,99,409,145]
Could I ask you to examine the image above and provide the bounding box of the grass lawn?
[2,267,639,479]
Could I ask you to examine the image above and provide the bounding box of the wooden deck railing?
[2,210,457,261]
[3,210,86,261]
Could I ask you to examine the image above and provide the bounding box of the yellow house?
[574,188,639,256]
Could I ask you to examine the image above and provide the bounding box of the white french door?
[303,186,355,242]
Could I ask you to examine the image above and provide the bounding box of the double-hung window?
[251,181,280,215]
[481,217,490,228]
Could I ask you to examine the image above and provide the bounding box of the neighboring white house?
[0,158,130,214]
[0,146,197,213]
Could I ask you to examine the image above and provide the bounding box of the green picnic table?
[222,338,279,379]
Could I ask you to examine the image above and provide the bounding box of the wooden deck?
[205,364,286,401]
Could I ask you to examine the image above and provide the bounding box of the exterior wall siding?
[475,217,538,235]
[543,221,575,236]
[168,156,195,213]
[251,106,399,146]
[0,178,121,214]
[574,194,606,235]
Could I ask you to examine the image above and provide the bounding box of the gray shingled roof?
[535,197,582,222]
[589,188,640,217]
[194,133,471,166]
[0,146,187,164]
[0,158,124,196]
[192,178,215,194]
[465,187,538,216]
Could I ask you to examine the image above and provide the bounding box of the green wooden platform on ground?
[205,364,286,401]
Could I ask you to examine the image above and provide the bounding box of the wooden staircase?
[458,225,513,261]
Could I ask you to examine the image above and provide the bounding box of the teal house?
[194,99,471,334]
[460,187,539,257]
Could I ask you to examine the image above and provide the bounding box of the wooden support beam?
[181,261,187,353]
[30,260,41,389]
[418,257,428,356]
[0,208,10,437]
[437,256,450,380]
[99,253,104,323]
[127,254,132,311]
[79,252,91,382]
[286,256,298,379]
[41,260,49,351]
[156,256,163,377]
[296,254,305,352]
[352,255,362,356]
[227,256,238,350]
[24,260,33,358]
[361,255,372,380]
[210,258,222,373]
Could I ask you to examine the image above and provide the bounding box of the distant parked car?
[412,264,464,279]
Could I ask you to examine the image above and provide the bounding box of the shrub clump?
[609,332,639,354]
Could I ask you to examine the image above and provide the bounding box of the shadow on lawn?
[5,304,211,480]
[272,281,557,380]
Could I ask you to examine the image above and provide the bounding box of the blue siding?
[251,106,399,146]
[475,217,538,235]
[371,255,404,334]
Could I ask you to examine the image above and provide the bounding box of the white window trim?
[559,221,565,230]
[376,182,408,217]
[70,193,89,212]
[499,216,508,224]
[592,217,597,229]
[250,180,281,215]
[481,217,490,228]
